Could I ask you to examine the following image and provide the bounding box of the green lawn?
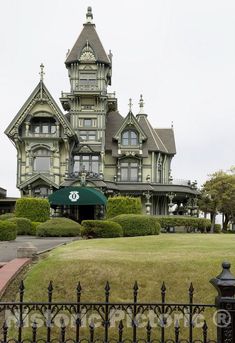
[23,234,235,303]
[8,234,235,341]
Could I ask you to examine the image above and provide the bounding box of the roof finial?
[128,98,133,112]
[137,94,147,117]
[139,94,144,112]
[39,63,45,82]
[86,6,93,23]
[108,50,113,63]
[171,121,174,129]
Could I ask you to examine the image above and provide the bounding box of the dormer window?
[79,43,96,62]
[30,117,56,135]
[121,130,138,146]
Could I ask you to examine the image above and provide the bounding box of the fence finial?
[77,281,82,293]
[133,281,139,302]
[210,261,235,297]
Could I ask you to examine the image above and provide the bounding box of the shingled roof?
[155,128,176,154]
[137,115,170,154]
[105,111,124,150]
[65,23,110,65]
[105,110,176,156]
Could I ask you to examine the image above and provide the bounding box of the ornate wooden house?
[5,7,198,221]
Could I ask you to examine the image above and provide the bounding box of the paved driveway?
[0,236,78,262]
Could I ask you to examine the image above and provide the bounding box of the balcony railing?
[76,81,98,91]
[26,131,59,138]
[172,179,192,186]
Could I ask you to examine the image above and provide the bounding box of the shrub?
[197,218,212,233]
[81,220,123,238]
[106,196,142,219]
[0,213,15,220]
[214,224,222,233]
[31,222,42,235]
[15,198,50,222]
[112,214,161,237]
[0,220,17,241]
[155,216,211,233]
[7,217,34,235]
[36,217,81,237]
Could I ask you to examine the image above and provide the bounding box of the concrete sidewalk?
[0,236,78,262]
[0,258,31,297]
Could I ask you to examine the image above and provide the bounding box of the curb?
[36,236,81,255]
[0,258,31,298]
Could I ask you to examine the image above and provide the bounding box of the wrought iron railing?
[0,282,217,343]
[1,262,235,343]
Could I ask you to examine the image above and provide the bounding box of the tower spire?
[39,63,45,82]
[39,63,45,100]
[86,6,93,24]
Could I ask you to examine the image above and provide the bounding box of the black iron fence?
[0,262,235,343]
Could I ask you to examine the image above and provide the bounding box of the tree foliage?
[199,170,235,231]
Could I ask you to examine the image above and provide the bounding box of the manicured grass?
[22,234,235,303]
[8,234,235,341]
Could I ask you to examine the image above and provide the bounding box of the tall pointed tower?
[60,7,116,177]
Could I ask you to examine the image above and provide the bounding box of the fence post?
[210,262,235,343]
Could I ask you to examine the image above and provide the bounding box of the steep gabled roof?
[155,128,176,154]
[105,110,176,156]
[113,110,147,141]
[136,115,170,154]
[5,81,75,139]
[105,111,124,150]
[19,174,59,190]
[65,23,110,65]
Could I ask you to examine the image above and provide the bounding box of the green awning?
[48,186,107,206]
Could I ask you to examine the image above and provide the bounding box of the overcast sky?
[0,0,235,197]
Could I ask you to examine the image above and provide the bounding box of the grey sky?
[1,0,235,197]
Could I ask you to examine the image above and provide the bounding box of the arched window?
[121,130,138,146]
[33,148,51,172]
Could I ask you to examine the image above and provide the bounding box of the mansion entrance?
[48,186,107,223]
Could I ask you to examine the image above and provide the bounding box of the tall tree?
[199,170,235,231]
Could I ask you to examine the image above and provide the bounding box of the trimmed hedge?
[31,222,42,234]
[155,216,211,232]
[7,217,34,235]
[0,213,15,220]
[36,217,81,237]
[0,220,17,241]
[111,214,161,237]
[15,198,50,222]
[106,196,142,219]
[81,220,123,238]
